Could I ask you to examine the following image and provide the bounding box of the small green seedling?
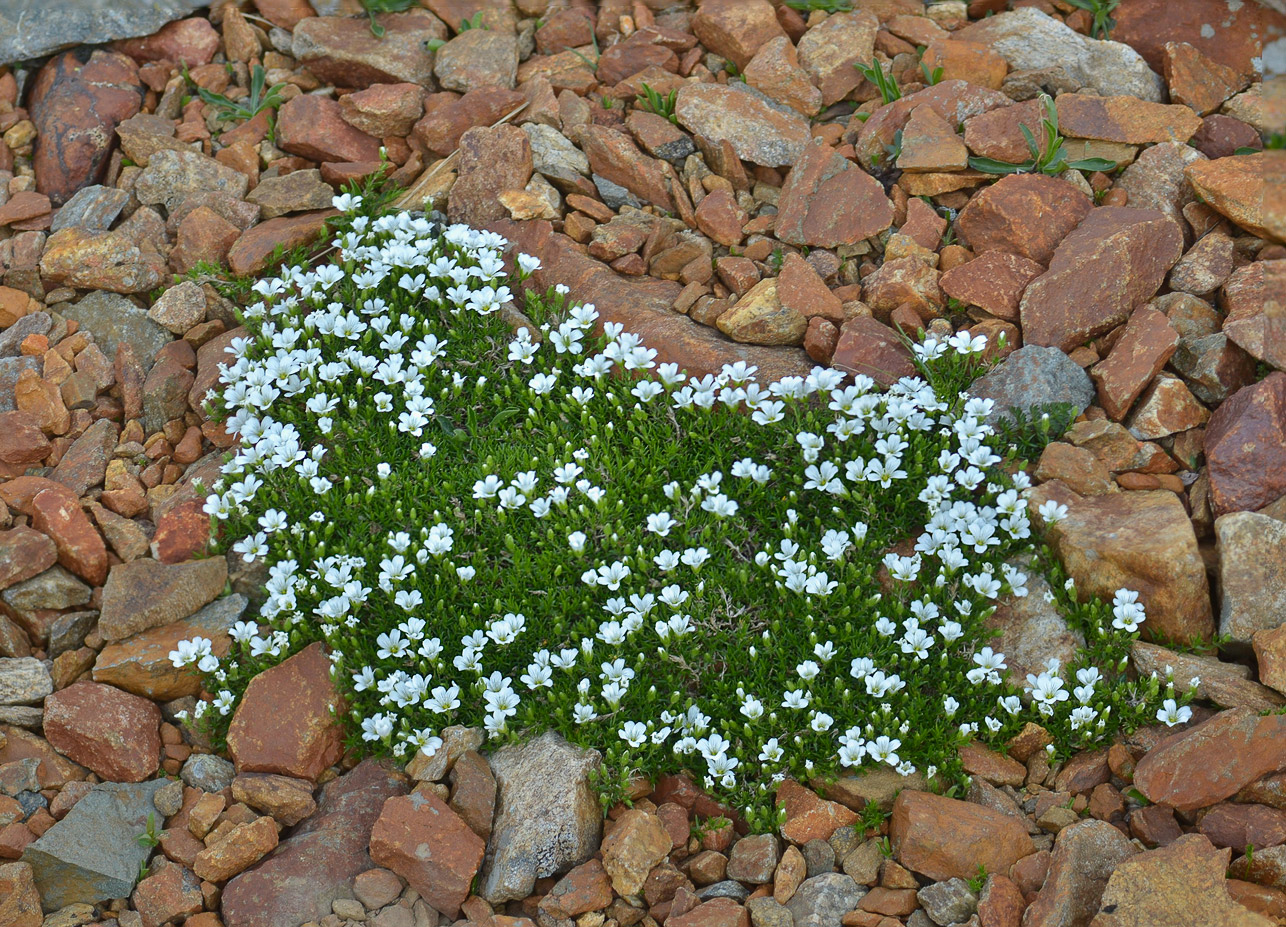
[968,93,1118,177]
[855,60,901,105]
[361,0,415,37]
[636,83,679,124]
[136,812,165,849]
[1064,0,1120,40]
[192,64,288,126]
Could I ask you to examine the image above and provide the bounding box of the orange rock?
[890,790,1035,882]
[921,39,1007,90]
[369,792,484,918]
[691,0,786,70]
[1162,42,1249,116]
[193,816,279,883]
[1054,93,1203,145]
[777,780,858,844]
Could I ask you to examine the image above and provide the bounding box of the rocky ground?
[0,0,1283,925]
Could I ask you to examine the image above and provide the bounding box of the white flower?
[1156,699,1191,727]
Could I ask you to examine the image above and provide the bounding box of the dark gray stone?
[2,566,92,612]
[0,357,42,412]
[700,880,751,902]
[46,611,97,660]
[801,839,836,878]
[785,873,865,927]
[0,657,52,706]
[592,174,641,210]
[60,292,170,368]
[916,878,977,926]
[0,0,207,67]
[180,753,235,793]
[967,344,1095,425]
[22,779,166,911]
[49,185,131,233]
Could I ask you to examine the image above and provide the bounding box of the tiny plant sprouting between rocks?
[967,93,1119,177]
[173,191,1189,830]
[1064,0,1121,40]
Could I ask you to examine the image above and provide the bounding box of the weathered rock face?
[1089,834,1273,927]
[225,642,344,782]
[785,873,865,927]
[1215,513,1286,648]
[1134,709,1286,813]
[601,809,673,896]
[42,681,161,782]
[1039,488,1213,642]
[984,568,1085,687]
[0,0,207,65]
[955,173,1091,266]
[369,791,485,919]
[1221,261,1286,372]
[221,760,409,927]
[292,10,445,87]
[1110,0,1286,75]
[28,49,144,205]
[98,557,227,641]
[22,780,165,911]
[775,141,892,248]
[1020,207,1184,352]
[1205,374,1286,516]
[479,731,603,904]
[448,125,533,229]
[1024,820,1137,927]
[675,83,811,169]
[1187,153,1286,244]
[830,317,915,387]
[889,791,1035,882]
[967,344,1095,425]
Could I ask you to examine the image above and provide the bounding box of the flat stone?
[1110,0,1284,75]
[58,291,170,368]
[98,558,227,642]
[21,780,164,910]
[245,169,334,221]
[939,251,1044,323]
[967,344,1095,425]
[717,280,806,347]
[93,595,246,700]
[370,791,485,918]
[0,0,205,66]
[1091,306,1180,420]
[1024,819,1136,927]
[675,83,811,169]
[232,773,316,827]
[226,210,336,277]
[916,879,977,927]
[1169,232,1236,296]
[30,485,106,587]
[1163,41,1249,116]
[830,316,914,387]
[447,124,532,228]
[956,173,1091,266]
[897,103,968,173]
[1187,152,1286,245]
[602,808,672,896]
[339,83,425,138]
[134,149,248,209]
[276,95,381,165]
[1205,373,1286,516]
[40,228,166,295]
[890,791,1035,883]
[0,527,57,593]
[1222,261,1286,374]
[796,11,878,106]
[146,280,206,336]
[1216,513,1286,647]
[132,859,203,927]
[576,125,671,212]
[775,140,892,249]
[292,10,444,87]
[854,80,1010,173]
[1054,93,1202,144]
[43,681,160,782]
[1020,207,1183,352]
[50,419,117,497]
[1134,641,1283,713]
[778,780,858,845]
[193,814,279,883]
[2,566,90,613]
[691,0,786,71]
[435,29,519,92]
[0,658,52,707]
[0,860,41,927]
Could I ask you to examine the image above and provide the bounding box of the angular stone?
[340,83,425,138]
[43,681,160,782]
[226,210,336,277]
[1116,142,1207,235]
[1216,513,1286,647]
[412,86,526,158]
[540,859,613,919]
[897,104,967,173]
[675,83,810,169]
[58,291,170,367]
[0,527,56,593]
[1024,819,1136,927]
[226,642,343,781]
[1091,306,1179,420]
[98,558,227,642]
[2,566,90,613]
[0,860,41,927]
[193,815,278,883]
[830,316,914,387]
[435,29,519,92]
[1134,641,1283,713]
[0,658,52,707]
[727,833,779,885]
[370,791,484,918]
[890,791,1034,882]
[956,173,1091,266]
[939,250,1043,323]
[132,860,203,927]
[602,808,671,896]
[784,873,864,927]
[744,37,821,117]
[1187,152,1286,245]
[448,748,495,841]
[1020,207,1183,352]
[1054,94,1202,145]
[1169,232,1235,296]
[862,256,942,321]
[1198,803,1286,851]
[1124,373,1209,440]
[480,731,601,903]
[1041,488,1213,642]
[134,149,248,208]
[1219,260,1286,371]
[691,0,785,70]
[245,169,335,221]
[277,95,381,165]
[292,11,444,87]
[717,280,805,347]
[796,11,879,106]
[1163,42,1249,117]
[50,419,116,498]
[778,781,857,845]
[1205,374,1286,516]
[775,141,892,249]
[953,7,1163,101]
[29,485,106,587]
[21,780,164,910]
[922,38,1008,90]
[39,228,166,295]
[447,124,532,228]
[967,344,1095,425]
[577,125,672,212]
[854,80,1010,173]
[984,568,1085,688]
[1091,834,1272,927]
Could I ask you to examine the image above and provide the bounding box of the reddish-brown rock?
[956,173,1092,266]
[276,95,382,164]
[1162,42,1249,116]
[540,859,614,920]
[1187,153,1286,244]
[1092,306,1180,420]
[1054,93,1202,145]
[897,103,968,173]
[1019,207,1184,352]
[669,898,750,927]
[30,484,106,586]
[1110,0,1286,76]
[890,790,1035,882]
[831,317,915,386]
[775,141,892,249]
[1204,373,1286,516]
[292,11,445,88]
[939,251,1044,322]
[29,50,143,205]
[338,83,426,138]
[226,642,344,781]
[194,815,280,883]
[0,526,57,592]
[1192,114,1263,160]
[412,87,527,158]
[691,0,786,70]
[777,253,843,324]
[777,779,858,844]
[369,791,485,918]
[132,861,204,927]
[1221,260,1286,371]
[0,860,41,927]
[227,210,337,277]
[1197,803,1286,851]
[43,681,161,782]
[922,38,1008,90]
[115,17,218,66]
[448,125,533,228]
[797,10,879,106]
[1134,709,1286,813]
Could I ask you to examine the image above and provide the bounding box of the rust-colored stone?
[369,791,485,918]
[775,140,892,249]
[1091,306,1180,420]
[956,173,1091,266]
[43,681,161,782]
[1204,373,1286,516]
[889,790,1035,882]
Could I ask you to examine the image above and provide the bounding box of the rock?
[0,0,205,66]
[29,50,144,205]
[1199,804,1286,851]
[448,125,532,228]
[862,256,943,321]
[1221,261,1286,371]
[340,83,425,138]
[984,568,1085,687]
[29,485,106,587]
[132,860,203,927]
[194,815,279,883]
[717,280,806,347]
[916,879,977,927]
[277,95,381,165]
[480,731,601,903]
[114,16,218,66]
[178,754,234,794]
[40,227,167,295]
[967,344,1095,425]
[21,779,164,910]
[540,859,613,919]
[93,595,245,700]
[1124,373,1209,440]
[135,149,249,209]
[796,11,879,106]
[890,791,1035,882]
[675,83,811,169]
[435,29,519,92]
[727,834,780,885]
[784,873,864,927]
[370,791,485,918]
[1090,834,1272,927]
[1163,42,1249,116]
[245,169,334,221]
[0,528,56,593]
[146,281,206,336]
[43,681,160,782]
[691,0,785,70]
[58,291,170,368]
[1169,232,1235,296]
[98,558,226,642]
[922,38,1008,90]
[51,419,117,498]
[577,125,672,211]
[221,761,410,926]
[775,140,892,249]
[955,173,1091,266]
[602,809,672,896]
[0,314,51,361]
[226,210,336,277]
[1020,207,1183,353]
[777,781,858,845]
[778,253,842,324]
[939,251,1043,323]
[226,642,343,781]
[292,11,444,87]
[1205,373,1286,516]
[830,316,915,387]
[1024,819,1137,927]
[672,897,751,927]
[1133,641,1283,713]
[1136,709,1286,812]
[1115,142,1206,233]
[0,658,52,706]
[354,867,405,911]
[448,749,495,840]
[1215,513,1286,647]
[0,860,41,927]
[953,8,1163,101]
[1091,306,1180,420]
[897,103,968,173]
[1110,0,1283,75]
[744,37,821,117]
[1053,94,1202,145]
[854,80,1010,173]
[1187,153,1286,245]
[1192,114,1263,160]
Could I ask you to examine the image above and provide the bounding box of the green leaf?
[1065,156,1119,173]
[967,156,1031,175]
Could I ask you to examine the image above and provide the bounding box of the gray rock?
[434,29,519,92]
[700,880,751,902]
[480,731,602,904]
[0,657,52,706]
[146,281,207,336]
[968,344,1095,426]
[1132,641,1283,713]
[956,8,1163,102]
[60,293,170,369]
[0,357,42,412]
[0,705,44,729]
[0,313,51,360]
[916,879,977,926]
[727,833,780,885]
[906,913,935,927]
[2,566,92,612]
[748,896,795,927]
[50,418,118,498]
[592,175,641,210]
[221,760,410,927]
[984,566,1085,689]
[0,756,41,795]
[0,0,206,67]
[1217,512,1286,646]
[153,779,184,818]
[49,185,131,233]
[134,149,250,210]
[15,787,47,816]
[1022,818,1136,927]
[245,169,335,221]
[801,839,835,878]
[784,873,865,927]
[180,753,235,793]
[522,124,590,182]
[47,612,97,660]
[22,779,166,910]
